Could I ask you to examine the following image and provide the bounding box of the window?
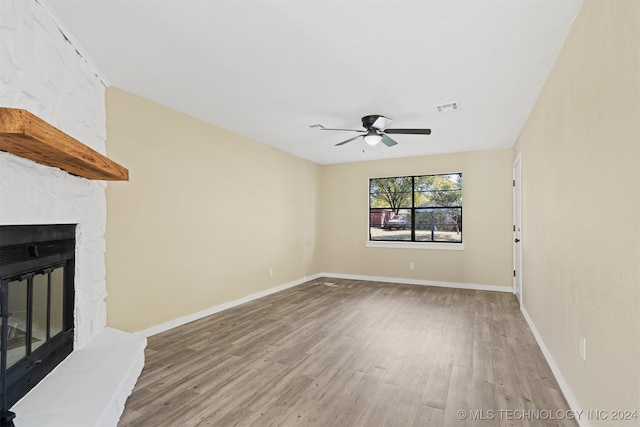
[369,173,462,244]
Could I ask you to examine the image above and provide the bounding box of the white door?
[513,154,522,303]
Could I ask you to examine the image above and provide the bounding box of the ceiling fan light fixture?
[364,134,382,146]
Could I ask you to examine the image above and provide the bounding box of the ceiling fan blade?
[381,134,398,147]
[310,124,363,132]
[322,127,363,132]
[335,134,363,146]
[384,128,431,135]
[372,115,392,130]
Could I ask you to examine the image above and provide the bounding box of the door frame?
[513,152,523,303]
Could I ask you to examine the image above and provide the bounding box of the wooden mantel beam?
[0,108,128,181]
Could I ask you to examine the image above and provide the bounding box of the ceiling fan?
[309,114,431,147]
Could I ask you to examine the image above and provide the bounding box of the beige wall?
[513,0,640,420]
[319,149,514,287]
[105,88,321,332]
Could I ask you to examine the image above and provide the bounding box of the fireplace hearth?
[0,225,75,425]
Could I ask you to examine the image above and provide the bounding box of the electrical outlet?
[409,262,415,270]
[579,334,586,360]
[269,268,273,277]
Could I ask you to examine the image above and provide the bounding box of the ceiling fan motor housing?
[362,115,385,129]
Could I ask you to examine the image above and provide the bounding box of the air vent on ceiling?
[435,101,460,113]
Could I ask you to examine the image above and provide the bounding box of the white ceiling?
[45,0,582,165]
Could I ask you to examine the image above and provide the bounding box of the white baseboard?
[138,273,511,337]
[520,306,589,427]
[137,273,323,337]
[320,272,512,293]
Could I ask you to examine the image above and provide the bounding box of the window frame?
[367,173,465,250]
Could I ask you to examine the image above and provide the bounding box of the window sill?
[366,241,465,250]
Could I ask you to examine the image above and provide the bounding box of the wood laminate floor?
[119,278,577,427]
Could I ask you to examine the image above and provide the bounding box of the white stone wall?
[0,0,108,348]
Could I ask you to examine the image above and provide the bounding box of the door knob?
[514,239,520,243]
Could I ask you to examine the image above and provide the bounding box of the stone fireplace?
[0,0,111,350]
[0,1,145,426]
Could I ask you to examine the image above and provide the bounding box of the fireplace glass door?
[4,265,65,369]
[0,224,75,412]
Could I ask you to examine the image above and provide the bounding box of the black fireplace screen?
[0,225,75,419]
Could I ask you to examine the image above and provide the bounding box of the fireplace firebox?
[0,225,75,425]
